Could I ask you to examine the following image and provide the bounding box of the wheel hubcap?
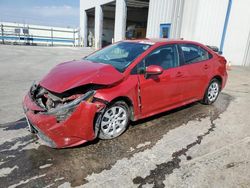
[208,82,219,102]
[101,106,127,137]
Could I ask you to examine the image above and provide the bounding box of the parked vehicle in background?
[23,39,228,148]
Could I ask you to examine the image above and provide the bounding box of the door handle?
[176,71,183,77]
[204,64,209,69]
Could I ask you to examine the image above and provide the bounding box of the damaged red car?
[23,39,228,148]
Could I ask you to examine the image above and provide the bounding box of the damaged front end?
[30,83,98,122]
[23,82,107,148]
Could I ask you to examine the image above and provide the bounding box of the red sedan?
[23,39,228,148]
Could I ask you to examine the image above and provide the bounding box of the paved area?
[0,45,249,188]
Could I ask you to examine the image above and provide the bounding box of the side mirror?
[146,65,163,76]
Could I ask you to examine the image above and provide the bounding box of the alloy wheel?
[100,106,128,138]
[207,82,219,102]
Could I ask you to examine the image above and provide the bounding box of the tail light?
[218,55,231,71]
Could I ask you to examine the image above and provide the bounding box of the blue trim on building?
[0,36,74,43]
[220,0,232,53]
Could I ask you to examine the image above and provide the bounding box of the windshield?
[85,42,151,72]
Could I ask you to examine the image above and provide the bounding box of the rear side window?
[145,45,179,70]
[180,44,211,64]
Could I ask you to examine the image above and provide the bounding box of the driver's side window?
[131,45,179,75]
[145,45,179,70]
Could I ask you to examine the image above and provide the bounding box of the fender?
[94,75,141,120]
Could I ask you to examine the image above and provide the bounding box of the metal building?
[80,0,250,66]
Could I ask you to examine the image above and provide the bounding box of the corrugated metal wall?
[181,0,228,47]
[243,31,250,66]
[146,0,227,46]
[146,0,184,38]
[223,0,250,66]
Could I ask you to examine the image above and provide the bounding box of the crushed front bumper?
[23,93,102,148]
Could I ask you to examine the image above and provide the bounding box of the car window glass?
[144,45,179,70]
[86,42,151,72]
[108,48,129,59]
[180,44,210,64]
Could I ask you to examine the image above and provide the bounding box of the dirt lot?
[0,45,249,188]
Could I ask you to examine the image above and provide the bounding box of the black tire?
[97,101,130,140]
[201,79,221,105]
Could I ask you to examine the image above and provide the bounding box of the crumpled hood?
[39,60,124,93]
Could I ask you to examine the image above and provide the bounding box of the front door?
[137,44,183,116]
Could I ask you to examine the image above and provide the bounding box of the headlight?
[30,81,38,96]
[45,90,96,121]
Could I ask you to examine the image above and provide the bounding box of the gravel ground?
[0,45,249,188]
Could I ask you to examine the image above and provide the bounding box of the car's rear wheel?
[202,79,221,105]
[98,101,130,139]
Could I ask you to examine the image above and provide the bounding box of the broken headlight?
[30,81,38,96]
[45,90,96,121]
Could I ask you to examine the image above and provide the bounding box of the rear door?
[178,44,213,101]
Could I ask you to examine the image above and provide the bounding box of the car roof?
[124,38,203,46]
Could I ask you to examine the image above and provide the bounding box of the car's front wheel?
[97,101,130,139]
[202,79,221,105]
